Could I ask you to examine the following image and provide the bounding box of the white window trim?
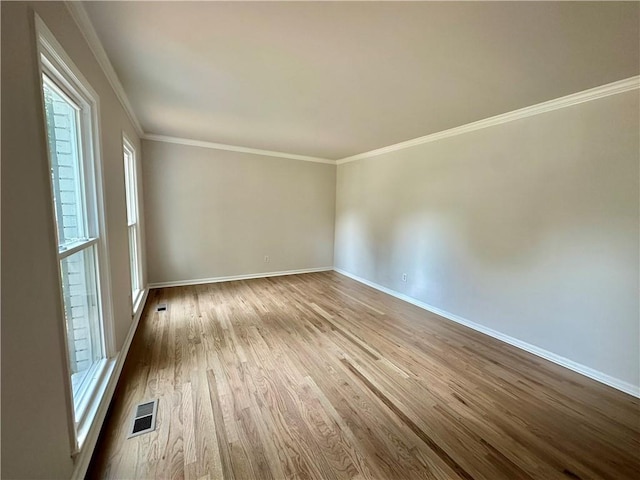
[35,13,116,455]
[123,134,145,315]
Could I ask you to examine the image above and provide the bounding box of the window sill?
[132,289,144,317]
[73,357,116,453]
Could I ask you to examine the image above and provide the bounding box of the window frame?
[122,134,144,314]
[35,14,115,453]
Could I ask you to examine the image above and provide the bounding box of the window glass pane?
[60,246,103,411]
[124,148,136,226]
[43,76,88,249]
[124,141,142,305]
[128,225,139,294]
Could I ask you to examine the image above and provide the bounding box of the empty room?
[2,1,639,479]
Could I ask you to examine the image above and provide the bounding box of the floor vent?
[156,303,167,312]
[128,399,158,438]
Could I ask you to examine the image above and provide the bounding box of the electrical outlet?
[264,255,270,263]
[402,273,407,282]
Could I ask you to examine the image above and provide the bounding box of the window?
[123,137,143,311]
[37,16,114,450]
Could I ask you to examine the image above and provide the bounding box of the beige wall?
[142,140,335,285]
[1,2,145,478]
[335,90,640,389]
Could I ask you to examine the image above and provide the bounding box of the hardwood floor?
[88,271,639,479]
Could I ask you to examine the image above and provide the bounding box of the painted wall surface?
[335,90,640,389]
[142,140,336,285]
[1,2,145,477]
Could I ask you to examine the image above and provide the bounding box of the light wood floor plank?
[88,272,640,479]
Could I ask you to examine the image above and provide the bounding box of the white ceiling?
[84,1,639,160]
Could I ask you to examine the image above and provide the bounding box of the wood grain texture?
[88,271,640,479]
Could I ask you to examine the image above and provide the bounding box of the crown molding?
[57,4,640,166]
[337,75,640,165]
[65,1,144,137]
[143,134,336,165]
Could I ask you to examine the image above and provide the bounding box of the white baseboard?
[71,287,150,480]
[333,268,640,398]
[149,266,334,289]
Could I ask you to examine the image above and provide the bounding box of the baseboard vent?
[128,399,158,438]
[156,303,167,312]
